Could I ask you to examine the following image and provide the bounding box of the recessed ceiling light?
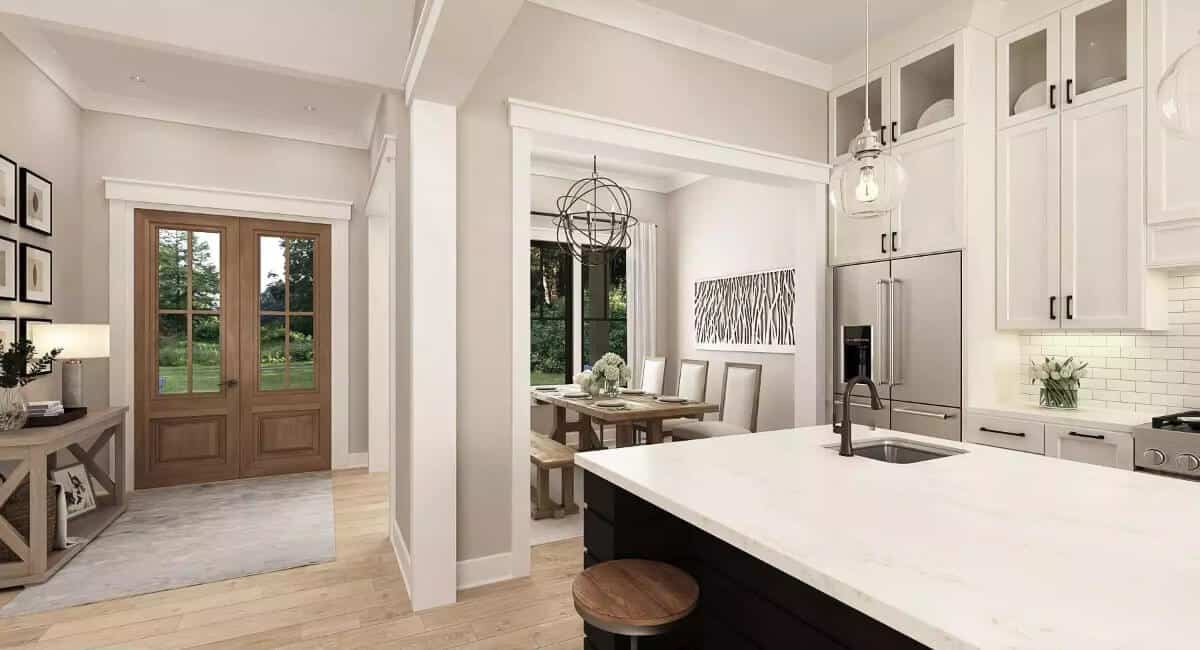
[304,104,317,112]
[129,74,145,83]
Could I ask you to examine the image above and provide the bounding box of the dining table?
[530,386,720,450]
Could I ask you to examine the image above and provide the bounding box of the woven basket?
[0,481,58,563]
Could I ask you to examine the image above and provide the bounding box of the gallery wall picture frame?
[18,317,52,376]
[0,153,16,224]
[0,236,15,301]
[19,243,51,304]
[53,463,97,520]
[19,167,52,235]
[0,317,15,348]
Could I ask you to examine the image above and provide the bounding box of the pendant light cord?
[863,0,871,130]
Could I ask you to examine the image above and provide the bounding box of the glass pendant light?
[830,0,907,219]
[1159,32,1200,140]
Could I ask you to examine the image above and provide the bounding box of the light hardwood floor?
[0,470,585,649]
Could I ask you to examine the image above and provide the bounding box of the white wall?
[666,177,802,432]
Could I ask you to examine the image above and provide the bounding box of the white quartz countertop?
[574,426,1200,649]
[969,402,1150,432]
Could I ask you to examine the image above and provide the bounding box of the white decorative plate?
[1013,81,1048,115]
[534,386,557,391]
[596,399,625,408]
[562,391,591,399]
[656,396,688,403]
[619,388,645,395]
[917,98,954,129]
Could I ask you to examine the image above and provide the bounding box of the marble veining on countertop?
[575,426,1200,649]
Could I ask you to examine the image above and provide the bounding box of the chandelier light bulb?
[855,165,880,203]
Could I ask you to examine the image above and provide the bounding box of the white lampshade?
[28,323,110,360]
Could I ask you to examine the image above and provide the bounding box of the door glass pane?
[288,238,314,312]
[192,315,221,393]
[288,316,314,389]
[157,229,188,310]
[580,249,626,369]
[260,236,286,312]
[899,45,955,134]
[190,231,221,310]
[259,315,286,391]
[157,314,187,394]
[1009,30,1048,117]
[530,242,571,385]
[835,78,883,157]
[1075,0,1127,94]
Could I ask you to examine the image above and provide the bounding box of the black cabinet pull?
[891,231,898,252]
[1050,296,1057,320]
[881,124,888,143]
[1065,295,1074,320]
[981,427,1025,438]
[881,233,887,254]
[1069,431,1105,440]
[891,121,899,143]
[1049,83,1057,109]
[1066,78,1074,104]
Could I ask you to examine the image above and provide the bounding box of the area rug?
[0,471,335,616]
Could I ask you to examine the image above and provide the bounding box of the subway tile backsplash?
[1018,271,1200,415]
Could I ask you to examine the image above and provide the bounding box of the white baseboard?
[456,551,513,590]
[391,518,413,599]
[335,452,369,470]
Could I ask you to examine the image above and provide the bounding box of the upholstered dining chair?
[671,362,762,441]
[640,356,667,395]
[636,359,709,439]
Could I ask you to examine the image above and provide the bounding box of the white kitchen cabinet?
[829,209,891,267]
[892,127,965,257]
[964,414,1046,454]
[998,14,1061,131]
[997,114,1061,330]
[890,33,964,145]
[1044,424,1134,469]
[829,69,890,165]
[1061,0,1144,109]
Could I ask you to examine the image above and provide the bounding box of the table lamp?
[28,323,110,410]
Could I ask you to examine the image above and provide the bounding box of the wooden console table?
[0,407,127,588]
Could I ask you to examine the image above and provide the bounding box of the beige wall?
[79,112,372,454]
[0,36,83,403]
[665,177,801,433]
[457,3,828,562]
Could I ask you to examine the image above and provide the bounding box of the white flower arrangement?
[575,353,632,397]
[1030,356,1087,409]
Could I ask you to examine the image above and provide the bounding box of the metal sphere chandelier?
[555,156,639,266]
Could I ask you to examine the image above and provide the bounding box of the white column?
[407,99,458,610]
[794,182,828,427]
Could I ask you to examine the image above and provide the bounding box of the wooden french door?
[134,210,331,489]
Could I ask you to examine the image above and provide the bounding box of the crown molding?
[529,0,833,91]
[103,177,353,220]
[531,157,703,195]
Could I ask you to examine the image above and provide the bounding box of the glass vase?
[0,387,28,431]
[1039,383,1078,410]
[600,378,620,398]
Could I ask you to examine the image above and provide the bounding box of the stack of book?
[28,400,65,418]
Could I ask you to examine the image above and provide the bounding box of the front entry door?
[135,210,331,489]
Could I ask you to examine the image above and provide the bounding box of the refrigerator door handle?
[889,278,901,387]
[876,279,889,385]
[893,406,952,419]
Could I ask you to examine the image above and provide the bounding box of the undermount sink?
[824,437,967,464]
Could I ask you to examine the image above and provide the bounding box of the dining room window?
[581,248,627,369]
[530,241,573,386]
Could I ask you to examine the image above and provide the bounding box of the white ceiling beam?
[404,0,524,106]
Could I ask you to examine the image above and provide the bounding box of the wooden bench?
[530,433,579,520]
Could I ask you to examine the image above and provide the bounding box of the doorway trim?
[508,98,830,584]
[106,177,357,489]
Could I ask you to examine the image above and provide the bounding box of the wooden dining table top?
[530,386,718,423]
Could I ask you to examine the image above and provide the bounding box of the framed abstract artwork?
[0,236,14,301]
[694,267,796,354]
[20,243,52,304]
[0,317,14,348]
[19,167,52,235]
[0,154,15,224]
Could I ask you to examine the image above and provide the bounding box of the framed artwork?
[694,267,797,354]
[19,318,51,376]
[0,153,15,223]
[19,167,52,235]
[19,243,51,304]
[53,464,97,519]
[0,236,14,301]
[0,317,14,349]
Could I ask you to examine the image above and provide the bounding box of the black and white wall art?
[694,267,796,353]
[0,318,14,348]
[19,168,52,235]
[0,236,14,301]
[20,243,51,304]
[0,154,15,224]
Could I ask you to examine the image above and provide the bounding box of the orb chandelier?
[1159,32,1200,140]
[830,0,907,219]
[555,157,639,266]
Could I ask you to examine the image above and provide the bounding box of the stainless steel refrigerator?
[831,251,962,441]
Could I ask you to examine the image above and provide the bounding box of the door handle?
[1068,431,1105,440]
[894,407,952,420]
[223,379,239,388]
[880,124,888,143]
[891,121,899,143]
[1049,296,1057,320]
[889,278,901,387]
[1049,83,1057,110]
[1065,78,1074,104]
[876,279,889,385]
[1065,295,1074,320]
[980,426,1025,438]
[881,233,887,254]
[834,400,876,410]
[891,231,898,252]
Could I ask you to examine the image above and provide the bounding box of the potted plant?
[0,339,61,431]
[1031,356,1087,410]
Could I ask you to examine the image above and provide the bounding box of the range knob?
[1176,454,1200,472]
[1143,449,1167,466]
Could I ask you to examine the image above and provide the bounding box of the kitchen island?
[574,426,1200,649]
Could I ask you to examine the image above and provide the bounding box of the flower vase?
[600,379,620,398]
[0,387,28,431]
[1039,383,1079,410]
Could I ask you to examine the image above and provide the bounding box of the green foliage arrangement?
[0,339,61,389]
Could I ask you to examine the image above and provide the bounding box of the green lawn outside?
[531,370,567,386]
[159,361,315,393]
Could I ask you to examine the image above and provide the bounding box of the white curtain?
[627,222,658,386]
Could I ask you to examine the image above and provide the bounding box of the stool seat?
[572,559,699,637]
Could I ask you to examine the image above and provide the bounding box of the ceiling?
[639,0,954,64]
[532,147,706,195]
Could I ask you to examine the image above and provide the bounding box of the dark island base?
[582,471,930,650]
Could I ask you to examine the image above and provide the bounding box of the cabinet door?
[1062,0,1144,109]
[890,32,963,145]
[1147,0,1200,228]
[997,114,1061,330]
[890,402,961,442]
[1061,89,1145,329]
[892,127,964,257]
[830,210,890,267]
[998,15,1062,130]
[1044,424,1134,469]
[829,68,890,164]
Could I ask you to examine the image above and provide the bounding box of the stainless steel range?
[1134,412,1200,478]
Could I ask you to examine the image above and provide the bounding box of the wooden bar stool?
[572,559,699,647]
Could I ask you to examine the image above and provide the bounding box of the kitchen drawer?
[832,395,890,430]
[890,402,961,441]
[965,414,1045,454]
[1044,424,1134,470]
